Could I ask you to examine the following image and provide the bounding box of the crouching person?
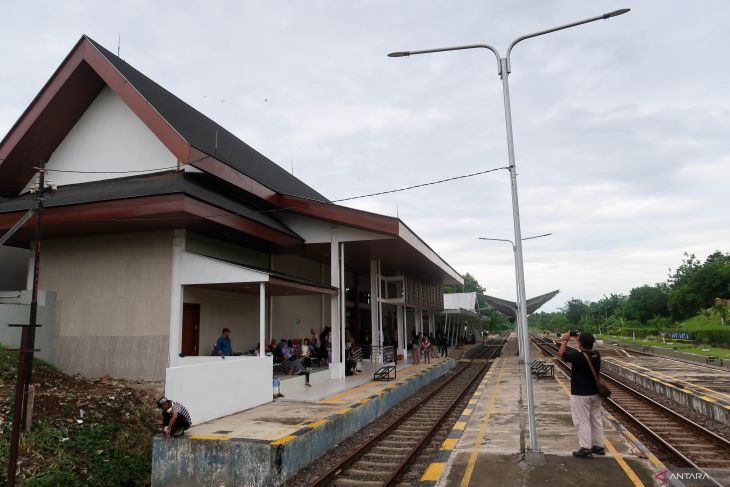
[157,397,192,437]
[558,332,605,458]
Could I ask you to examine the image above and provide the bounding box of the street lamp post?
[479,233,552,361]
[389,8,629,455]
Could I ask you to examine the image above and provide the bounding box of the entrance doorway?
[182,303,200,356]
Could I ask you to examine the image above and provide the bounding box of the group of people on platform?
[410,330,449,365]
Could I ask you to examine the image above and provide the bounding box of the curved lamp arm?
[505,9,630,73]
[389,44,502,74]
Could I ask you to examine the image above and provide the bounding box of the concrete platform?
[423,337,662,487]
[152,357,455,486]
[599,352,730,426]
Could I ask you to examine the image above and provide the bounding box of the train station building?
[0,36,462,423]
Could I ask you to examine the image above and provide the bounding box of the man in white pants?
[558,331,605,459]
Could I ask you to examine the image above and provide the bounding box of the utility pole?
[7,160,46,487]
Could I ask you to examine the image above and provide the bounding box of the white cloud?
[1,0,728,312]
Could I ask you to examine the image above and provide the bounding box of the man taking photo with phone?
[558,331,605,459]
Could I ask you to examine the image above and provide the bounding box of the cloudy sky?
[1,1,728,310]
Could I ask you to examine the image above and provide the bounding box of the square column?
[370,260,382,361]
[397,305,406,360]
[259,282,265,357]
[168,230,185,367]
[329,235,344,379]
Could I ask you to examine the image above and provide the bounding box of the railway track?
[307,335,507,487]
[607,342,729,373]
[531,336,730,487]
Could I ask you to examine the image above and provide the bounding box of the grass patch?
[0,344,157,486]
[600,334,730,358]
[677,314,726,330]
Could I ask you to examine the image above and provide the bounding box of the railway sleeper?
[343,468,392,479]
[362,452,405,462]
[356,460,400,469]
[332,477,384,487]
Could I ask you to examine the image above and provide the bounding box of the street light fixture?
[389,9,629,456]
[479,234,552,360]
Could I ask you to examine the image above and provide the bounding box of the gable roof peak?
[0,35,328,203]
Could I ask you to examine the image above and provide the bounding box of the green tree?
[712,304,728,325]
[444,272,486,294]
[667,251,730,319]
[561,298,589,325]
[623,284,669,323]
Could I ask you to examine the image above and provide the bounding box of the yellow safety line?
[189,434,230,441]
[271,435,297,446]
[552,371,645,487]
[459,357,507,487]
[422,462,446,481]
[318,365,418,403]
[622,430,666,471]
[441,438,459,450]
[604,357,730,401]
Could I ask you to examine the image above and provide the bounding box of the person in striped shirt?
[157,397,192,437]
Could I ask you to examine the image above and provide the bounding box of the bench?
[706,356,722,366]
[531,361,554,379]
[374,365,396,381]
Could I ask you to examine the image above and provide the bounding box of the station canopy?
[480,289,560,320]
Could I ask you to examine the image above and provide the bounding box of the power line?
[331,166,507,203]
[28,165,508,223]
[40,165,179,174]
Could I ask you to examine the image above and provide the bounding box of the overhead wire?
[17,163,509,223]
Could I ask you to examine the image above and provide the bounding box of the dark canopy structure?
[480,289,560,320]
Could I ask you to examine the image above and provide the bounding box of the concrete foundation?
[152,358,455,486]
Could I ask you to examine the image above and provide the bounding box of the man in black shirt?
[558,332,605,459]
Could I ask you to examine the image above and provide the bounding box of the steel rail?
[307,335,507,487]
[382,338,507,486]
[531,336,729,487]
[611,344,729,373]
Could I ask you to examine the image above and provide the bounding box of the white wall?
[270,295,323,342]
[183,286,261,355]
[0,291,56,363]
[21,86,177,192]
[165,355,272,424]
[277,214,392,244]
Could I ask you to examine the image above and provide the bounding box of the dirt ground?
[0,347,163,485]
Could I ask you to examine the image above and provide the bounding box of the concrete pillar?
[397,305,406,359]
[369,259,382,361]
[330,233,344,379]
[168,229,185,368]
[259,282,265,357]
[444,314,450,345]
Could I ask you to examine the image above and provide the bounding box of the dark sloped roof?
[480,289,560,319]
[0,171,302,239]
[85,37,328,203]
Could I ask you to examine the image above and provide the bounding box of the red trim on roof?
[82,40,191,162]
[275,194,400,236]
[189,147,278,200]
[0,194,302,248]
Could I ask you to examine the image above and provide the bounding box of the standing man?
[216,327,233,359]
[157,397,192,437]
[558,331,605,459]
